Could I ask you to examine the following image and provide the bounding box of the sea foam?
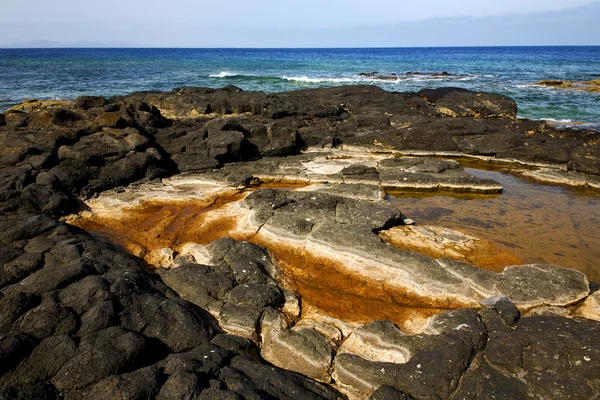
[209,72,238,78]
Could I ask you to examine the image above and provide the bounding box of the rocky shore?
[1,85,599,399]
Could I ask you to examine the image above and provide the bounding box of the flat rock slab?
[241,188,590,312]
[204,152,503,194]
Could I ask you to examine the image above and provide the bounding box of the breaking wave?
[208,71,498,85]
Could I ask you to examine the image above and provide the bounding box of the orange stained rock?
[379,226,522,272]
[256,242,452,330]
[70,195,457,329]
[70,192,252,265]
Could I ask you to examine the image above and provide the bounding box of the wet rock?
[335,328,481,399]
[197,388,243,400]
[58,275,112,315]
[2,261,93,297]
[0,252,44,288]
[206,130,245,162]
[4,111,30,128]
[0,213,58,244]
[537,79,600,93]
[1,85,600,399]
[78,300,118,336]
[94,112,129,129]
[479,315,600,399]
[74,96,106,110]
[348,114,391,131]
[161,343,232,376]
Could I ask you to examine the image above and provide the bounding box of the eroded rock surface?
[1,85,599,399]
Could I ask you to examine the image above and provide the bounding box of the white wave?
[516,83,558,91]
[542,118,573,123]
[209,71,238,78]
[282,76,360,83]
[209,72,498,84]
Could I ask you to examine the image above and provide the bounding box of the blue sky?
[0,0,598,47]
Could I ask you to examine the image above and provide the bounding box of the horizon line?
[2,44,600,50]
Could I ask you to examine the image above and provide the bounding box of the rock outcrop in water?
[1,85,599,399]
[537,79,600,93]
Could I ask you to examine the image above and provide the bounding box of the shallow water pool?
[388,165,600,282]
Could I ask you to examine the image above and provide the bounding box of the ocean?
[1,47,599,129]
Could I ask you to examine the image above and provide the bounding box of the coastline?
[1,85,599,399]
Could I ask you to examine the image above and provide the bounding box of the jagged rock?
[226,355,340,399]
[536,79,600,93]
[243,189,590,312]
[211,334,260,359]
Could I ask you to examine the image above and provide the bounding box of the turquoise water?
[1,47,599,128]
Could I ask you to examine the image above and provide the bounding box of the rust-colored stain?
[379,227,522,272]
[259,243,448,329]
[71,193,252,261]
[70,195,460,328]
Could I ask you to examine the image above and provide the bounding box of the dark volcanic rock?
[0,85,599,399]
[119,293,217,353]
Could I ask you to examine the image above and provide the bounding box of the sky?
[0,0,598,47]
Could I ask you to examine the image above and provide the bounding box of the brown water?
[388,166,600,282]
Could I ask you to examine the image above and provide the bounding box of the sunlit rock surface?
[1,85,599,399]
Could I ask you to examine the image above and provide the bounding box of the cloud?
[1,1,599,47]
